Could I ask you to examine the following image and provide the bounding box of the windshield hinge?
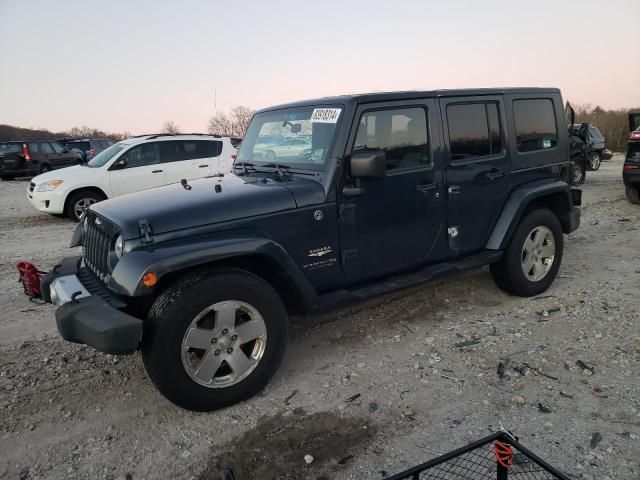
[138,219,154,244]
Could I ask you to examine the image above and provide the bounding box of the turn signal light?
[141,272,158,287]
[623,164,640,171]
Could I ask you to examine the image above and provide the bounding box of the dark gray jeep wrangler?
[41,88,581,411]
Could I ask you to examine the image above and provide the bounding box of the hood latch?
[138,219,154,244]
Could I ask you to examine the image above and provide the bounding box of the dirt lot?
[1,156,638,480]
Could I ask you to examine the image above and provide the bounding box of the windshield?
[87,144,125,168]
[236,106,342,170]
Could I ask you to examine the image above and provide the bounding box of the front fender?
[486,180,578,250]
[107,231,318,304]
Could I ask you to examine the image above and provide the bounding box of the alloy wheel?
[521,226,555,282]
[73,197,96,220]
[181,300,267,388]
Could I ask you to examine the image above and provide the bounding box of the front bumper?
[44,256,143,355]
[27,186,67,215]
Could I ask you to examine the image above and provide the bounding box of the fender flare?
[107,232,318,306]
[486,180,574,250]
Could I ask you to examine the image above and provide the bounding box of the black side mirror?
[350,150,386,178]
[115,159,127,169]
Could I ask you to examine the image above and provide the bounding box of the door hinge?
[138,219,154,244]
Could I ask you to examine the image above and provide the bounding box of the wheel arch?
[110,237,317,315]
[63,186,108,215]
[486,180,576,250]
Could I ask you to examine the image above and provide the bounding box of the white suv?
[27,134,238,221]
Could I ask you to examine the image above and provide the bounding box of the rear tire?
[142,268,288,411]
[490,209,563,297]
[65,190,106,221]
[570,158,586,185]
[626,186,640,204]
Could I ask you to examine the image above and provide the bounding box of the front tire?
[142,268,288,411]
[490,209,563,297]
[65,190,106,221]
[40,163,51,174]
[588,151,601,171]
[626,186,640,204]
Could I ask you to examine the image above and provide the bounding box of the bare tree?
[207,106,254,137]
[161,121,180,134]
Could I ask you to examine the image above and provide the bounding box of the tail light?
[22,143,31,162]
[630,131,640,140]
[623,164,640,171]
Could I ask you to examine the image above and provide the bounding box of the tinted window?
[119,143,160,168]
[513,99,558,153]
[181,140,221,159]
[67,141,90,152]
[589,127,604,141]
[50,142,65,154]
[353,107,429,171]
[447,103,502,160]
[87,144,125,168]
[28,142,40,154]
[40,142,53,154]
[0,143,22,154]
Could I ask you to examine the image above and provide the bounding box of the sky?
[1,0,639,134]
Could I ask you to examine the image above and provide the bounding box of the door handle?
[198,164,209,168]
[448,185,460,195]
[416,183,438,194]
[152,169,163,173]
[486,169,505,180]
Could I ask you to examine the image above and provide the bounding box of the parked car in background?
[0,140,83,180]
[27,134,238,221]
[63,138,114,162]
[571,124,609,171]
[623,113,640,204]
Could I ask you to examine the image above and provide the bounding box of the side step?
[311,250,502,313]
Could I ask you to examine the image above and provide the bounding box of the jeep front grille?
[82,211,119,283]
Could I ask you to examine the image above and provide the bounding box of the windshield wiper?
[233,161,256,176]
[261,163,292,180]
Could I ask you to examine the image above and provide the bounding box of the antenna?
[214,89,217,115]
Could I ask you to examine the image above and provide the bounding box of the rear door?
[108,142,165,196]
[162,140,222,183]
[441,96,510,253]
[37,141,58,169]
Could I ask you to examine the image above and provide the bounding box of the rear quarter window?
[182,140,221,159]
[513,99,558,153]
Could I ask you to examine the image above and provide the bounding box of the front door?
[441,96,510,254]
[109,142,165,196]
[339,100,445,277]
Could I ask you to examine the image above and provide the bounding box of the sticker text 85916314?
[310,108,341,123]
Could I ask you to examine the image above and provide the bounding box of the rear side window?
[50,142,65,154]
[353,107,430,171]
[589,127,604,141]
[447,103,503,160]
[28,142,40,153]
[513,99,558,153]
[181,140,222,159]
[40,143,54,154]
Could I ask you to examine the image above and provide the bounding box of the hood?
[92,174,325,239]
[32,164,92,185]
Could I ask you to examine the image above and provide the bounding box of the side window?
[119,143,161,168]
[447,103,503,160]
[40,142,54,154]
[159,141,184,163]
[181,140,221,159]
[28,142,40,154]
[513,99,558,153]
[353,107,429,171]
[50,142,65,154]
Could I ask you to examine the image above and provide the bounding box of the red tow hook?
[16,261,45,299]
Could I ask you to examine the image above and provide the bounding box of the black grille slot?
[29,182,35,193]
[82,211,119,283]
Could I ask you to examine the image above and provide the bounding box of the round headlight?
[114,235,124,258]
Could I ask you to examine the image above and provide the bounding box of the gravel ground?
[0,155,638,480]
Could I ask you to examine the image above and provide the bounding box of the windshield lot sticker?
[311,148,324,162]
[310,108,341,123]
[543,139,552,148]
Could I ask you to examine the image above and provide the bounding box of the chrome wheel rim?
[73,198,96,220]
[590,153,600,170]
[521,226,555,282]
[181,300,267,388]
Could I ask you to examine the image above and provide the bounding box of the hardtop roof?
[256,87,561,113]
